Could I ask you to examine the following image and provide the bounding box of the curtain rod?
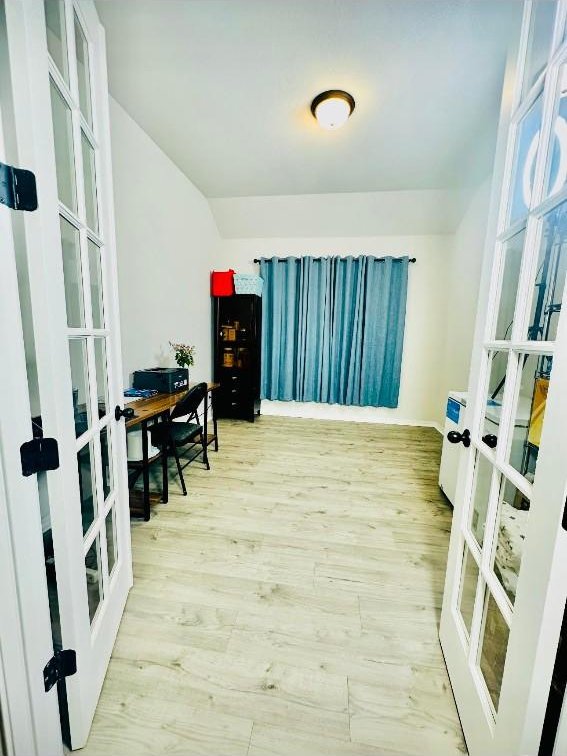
[253,256,416,263]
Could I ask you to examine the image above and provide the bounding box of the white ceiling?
[96,0,522,199]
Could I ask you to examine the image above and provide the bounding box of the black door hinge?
[20,437,59,477]
[0,160,38,211]
[43,649,77,692]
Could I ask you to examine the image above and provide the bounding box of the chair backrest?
[171,382,208,423]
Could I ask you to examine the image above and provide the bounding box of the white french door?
[0,38,62,751]
[441,2,567,754]
[3,0,132,749]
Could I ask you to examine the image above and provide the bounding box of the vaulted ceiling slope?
[97,0,522,198]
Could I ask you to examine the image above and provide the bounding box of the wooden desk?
[125,382,219,520]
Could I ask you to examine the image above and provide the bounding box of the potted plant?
[169,341,195,383]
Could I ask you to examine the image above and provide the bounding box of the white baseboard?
[261,400,443,431]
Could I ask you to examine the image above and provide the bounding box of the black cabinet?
[213,295,261,421]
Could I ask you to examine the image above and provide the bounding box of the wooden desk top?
[125,382,219,428]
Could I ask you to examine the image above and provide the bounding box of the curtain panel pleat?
[259,255,408,408]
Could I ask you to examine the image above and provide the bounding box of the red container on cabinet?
[211,269,235,296]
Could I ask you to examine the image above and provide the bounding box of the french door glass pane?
[523,1,557,97]
[74,13,93,127]
[100,425,113,501]
[458,545,479,636]
[49,80,77,212]
[60,216,84,327]
[469,453,493,548]
[545,65,567,200]
[479,592,510,712]
[509,94,543,225]
[69,338,90,437]
[105,507,117,577]
[77,442,96,536]
[88,240,105,328]
[482,351,508,449]
[94,338,108,419]
[527,202,567,342]
[44,0,69,83]
[509,353,553,481]
[494,230,525,340]
[81,132,98,232]
[85,536,103,623]
[493,477,530,605]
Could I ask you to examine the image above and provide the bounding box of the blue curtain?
[260,255,409,408]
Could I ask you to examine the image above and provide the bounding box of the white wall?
[217,234,452,429]
[109,97,220,386]
[210,189,468,238]
[442,178,492,398]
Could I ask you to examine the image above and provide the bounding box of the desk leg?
[211,392,219,452]
[142,419,150,521]
[161,412,169,504]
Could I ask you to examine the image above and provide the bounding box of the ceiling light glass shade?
[311,90,355,130]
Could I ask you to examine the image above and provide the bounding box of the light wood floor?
[82,416,466,755]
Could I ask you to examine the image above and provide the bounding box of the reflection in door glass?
[74,13,93,127]
[509,95,543,225]
[527,202,567,342]
[494,231,525,340]
[469,453,494,548]
[100,426,113,500]
[49,80,77,212]
[44,0,69,83]
[479,592,510,711]
[493,478,530,605]
[77,442,96,535]
[85,536,103,623]
[60,216,85,327]
[81,132,98,232]
[69,338,90,437]
[509,353,553,482]
[105,507,117,577]
[458,545,479,636]
[545,65,567,200]
[482,351,508,450]
[94,338,108,419]
[523,1,557,97]
[88,240,105,328]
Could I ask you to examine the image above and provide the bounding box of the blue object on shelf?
[234,274,264,296]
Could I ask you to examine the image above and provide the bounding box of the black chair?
[150,382,210,496]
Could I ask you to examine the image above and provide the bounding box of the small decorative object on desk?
[233,273,264,296]
[169,341,195,385]
[170,341,195,368]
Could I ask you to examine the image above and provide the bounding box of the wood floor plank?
[80,416,466,754]
[349,674,465,755]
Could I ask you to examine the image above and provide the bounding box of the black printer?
[133,367,189,394]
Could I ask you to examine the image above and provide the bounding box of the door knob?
[115,405,135,422]
[447,429,471,448]
[482,434,498,449]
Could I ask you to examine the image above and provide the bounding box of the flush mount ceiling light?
[311,90,355,130]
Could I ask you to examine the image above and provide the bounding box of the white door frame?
[441,2,567,754]
[3,0,132,748]
[0,16,63,750]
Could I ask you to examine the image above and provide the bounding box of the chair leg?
[161,444,169,504]
[171,442,187,495]
[201,432,210,470]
